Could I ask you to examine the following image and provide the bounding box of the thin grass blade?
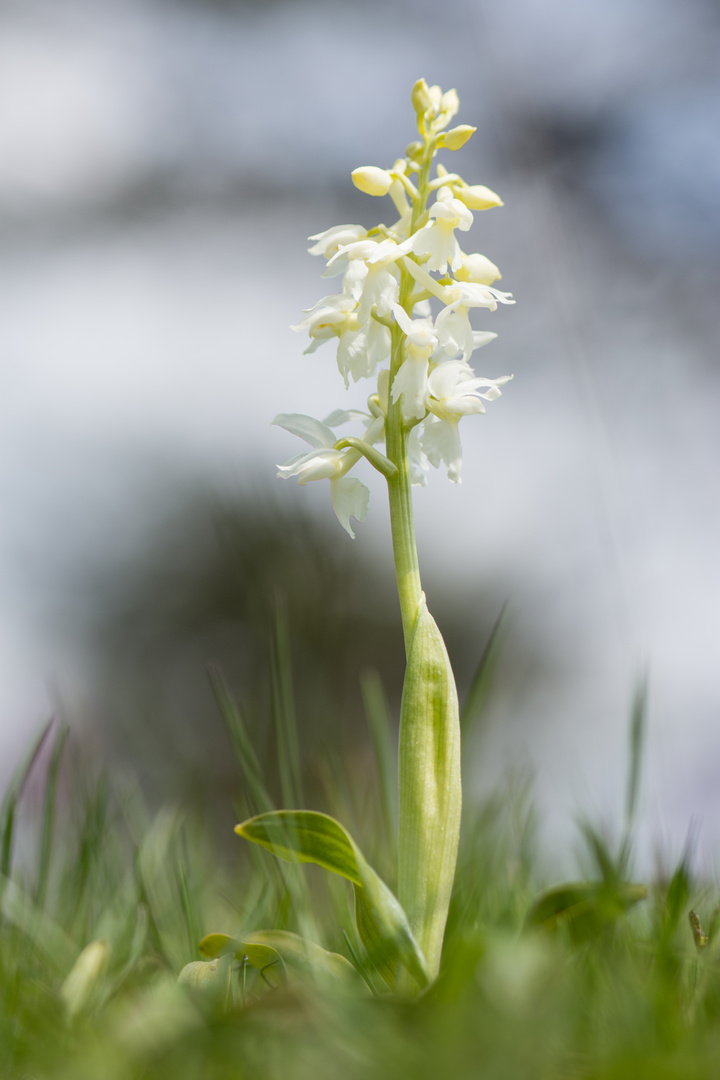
[36,724,69,908]
[271,600,304,809]
[460,603,507,734]
[361,669,397,862]
[208,665,274,815]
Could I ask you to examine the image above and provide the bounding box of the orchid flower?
[421,361,513,482]
[390,303,439,421]
[273,411,381,538]
[409,186,474,274]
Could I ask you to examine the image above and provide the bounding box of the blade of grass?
[211,654,317,942]
[460,604,507,734]
[36,724,69,909]
[1,875,76,972]
[361,669,397,865]
[1,717,55,880]
[618,676,647,876]
[207,665,274,815]
[271,598,304,810]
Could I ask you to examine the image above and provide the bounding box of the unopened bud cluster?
[274,79,514,536]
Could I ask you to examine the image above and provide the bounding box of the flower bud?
[454,253,501,285]
[178,957,231,1007]
[435,88,460,130]
[411,78,432,114]
[440,125,476,151]
[60,940,109,1019]
[455,184,504,210]
[406,141,423,164]
[351,166,393,197]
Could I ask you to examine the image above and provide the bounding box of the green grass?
[1,674,719,1080]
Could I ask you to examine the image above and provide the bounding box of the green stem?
[385,136,436,652]
[385,383,421,651]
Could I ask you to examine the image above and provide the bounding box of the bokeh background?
[2,0,719,870]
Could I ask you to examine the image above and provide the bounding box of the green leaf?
[526,881,647,943]
[201,928,358,989]
[235,810,429,991]
[199,933,287,987]
[398,595,461,979]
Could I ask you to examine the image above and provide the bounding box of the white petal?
[277,448,345,483]
[391,303,415,336]
[420,418,463,483]
[471,331,498,350]
[391,357,429,422]
[272,413,335,449]
[336,320,390,385]
[407,427,429,486]
[330,476,370,538]
[323,408,371,427]
[307,224,367,258]
[435,307,473,360]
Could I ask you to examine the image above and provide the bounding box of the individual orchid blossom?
[337,318,391,385]
[434,280,515,361]
[273,410,383,538]
[291,294,358,353]
[307,224,367,259]
[409,186,473,274]
[390,303,439,421]
[328,238,410,323]
[435,306,497,363]
[420,362,513,482]
[291,291,391,384]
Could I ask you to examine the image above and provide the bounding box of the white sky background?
[1,0,719,869]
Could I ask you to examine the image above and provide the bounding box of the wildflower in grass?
[259,81,516,993]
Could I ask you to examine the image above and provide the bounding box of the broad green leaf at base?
[398,594,461,980]
[235,810,429,991]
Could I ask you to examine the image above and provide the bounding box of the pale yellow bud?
[411,78,433,114]
[440,125,476,151]
[437,88,460,127]
[351,166,393,197]
[456,184,504,210]
[406,141,423,163]
[177,957,231,1007]
[60,940,110,1019]
[455,253,502,285]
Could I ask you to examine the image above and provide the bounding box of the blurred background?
[1,0,719,871]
